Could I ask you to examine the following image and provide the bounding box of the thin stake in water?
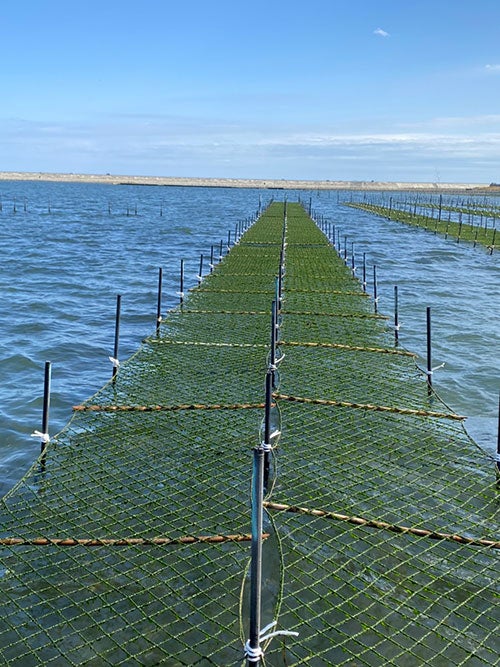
[41,361,51,454]
[394,286,399,346]
[156,268,163,335]
[179,260,184,307]
[112,295,121,379]
[426,306,432,395]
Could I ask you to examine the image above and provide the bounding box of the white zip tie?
[394,322,402,331]
[275,352,285,365]
[196,275,203,281]
[270,429,281,440]
[261,441,273,452]
[31,430,50,444]
[109,356,120,368]
[176,291,184,299]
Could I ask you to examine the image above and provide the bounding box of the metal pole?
[270,301,277,388]
[41,361,51,454]
[496,393,500,478]
[198,254,204,286]
[263,370,272,491]
[373,265,378,314]
[426,306,432,395]
[394,286,399,346]
[156,268,163,335]
[112,295,121,379]
[210,245,214,272]
[248,444,264,667]
[362,253,366,292]
[180,260,184,307]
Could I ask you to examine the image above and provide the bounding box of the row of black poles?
[32,203,267,469]
[246,205,288,665]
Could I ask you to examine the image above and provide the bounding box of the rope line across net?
[0,203,497,666]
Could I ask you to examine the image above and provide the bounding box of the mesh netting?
[346,202,497,252]
[0,203,497,666]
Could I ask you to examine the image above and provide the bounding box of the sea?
[0,180,498,497]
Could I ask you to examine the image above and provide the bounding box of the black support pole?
[426,306,432,395]
[180,259,184,307]
[247,444,264,667]
[112,295,121,379]
[156,268,163,335]
[394,286,399,346]
[41,361,51,454]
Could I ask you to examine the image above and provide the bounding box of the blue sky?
[1,0,500,183]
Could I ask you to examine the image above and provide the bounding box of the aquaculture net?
[0,203,498,666]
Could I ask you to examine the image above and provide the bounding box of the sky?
[1,0,500,183]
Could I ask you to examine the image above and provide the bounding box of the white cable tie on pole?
[275,352,285,365]
[425,362,445,376]
[31,430,49,444]
[244,640,264,662]
[261,441,273,452]
[176,291,184,299]
[270,429,281,440]
[109,356,120,368]
[244,621,299,661]
[394,322,402,331]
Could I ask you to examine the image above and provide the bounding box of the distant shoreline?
[0,171,494,192]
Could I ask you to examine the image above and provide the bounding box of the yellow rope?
[146,339,267,348]
[263,502,499,549]
[283,310,388,319]
[73,402,267,412]
[0,533,269,547]
[273,392,466,421]
[281,340,416,357]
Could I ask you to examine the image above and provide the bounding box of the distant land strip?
[0,171,494,192]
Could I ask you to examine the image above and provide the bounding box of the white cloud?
[373,28,389,38]
[485,64,500,72]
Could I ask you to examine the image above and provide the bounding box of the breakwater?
[0,202,498,666]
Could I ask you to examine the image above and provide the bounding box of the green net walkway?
[0,203,498,666]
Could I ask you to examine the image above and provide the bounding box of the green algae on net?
[0,202,497,666]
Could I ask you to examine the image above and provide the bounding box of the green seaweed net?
[0,203,498,666]
[346,202,497,253]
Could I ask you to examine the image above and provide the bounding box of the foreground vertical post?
[426,306,432,395]
[112,295,121,379]
[373,265,378,314]
[247,444,265,666]
[263,370,272,490]
[156,268,163,335]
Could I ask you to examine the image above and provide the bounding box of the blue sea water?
[0,182,498,496]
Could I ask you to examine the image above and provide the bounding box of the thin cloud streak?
[373,28,389,37]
